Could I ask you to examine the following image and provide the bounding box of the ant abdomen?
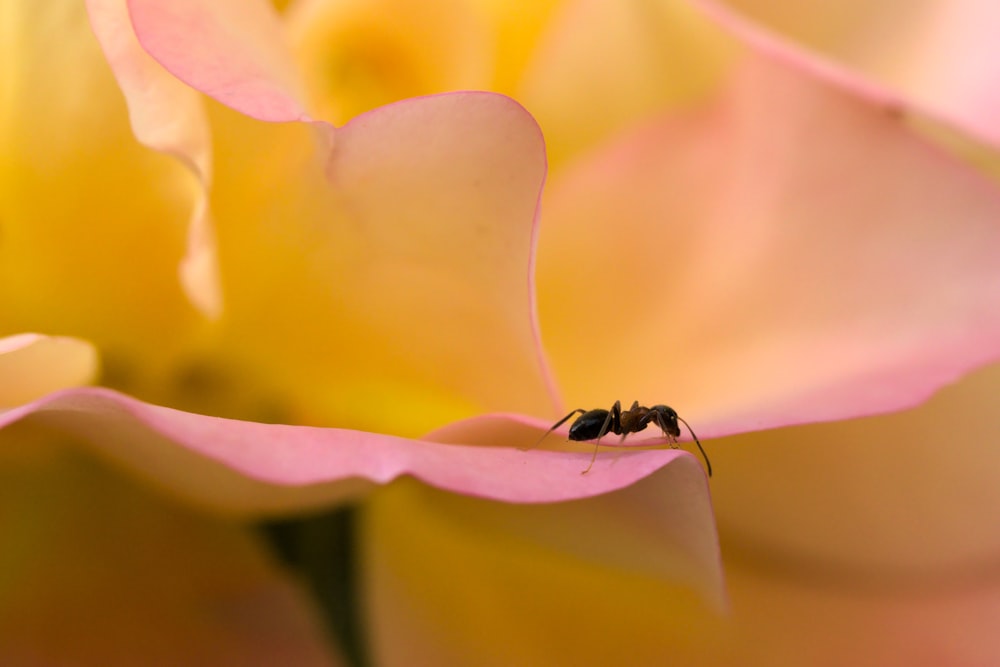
[567,409,612,441]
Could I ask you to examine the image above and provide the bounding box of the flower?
[4,0,1000,665]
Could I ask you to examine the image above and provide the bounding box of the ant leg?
[609,400,623,434]
[652,412,713,478]
[524,409,586,451]
[581,437,607,475]
[646,411,679,448]
[581,401,621,475]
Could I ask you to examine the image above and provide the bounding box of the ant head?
[651,405,681,436]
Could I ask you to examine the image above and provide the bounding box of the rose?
[5,1,1000,665]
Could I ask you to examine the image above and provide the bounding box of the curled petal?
[0,388,710,517]
[0,334,97,407]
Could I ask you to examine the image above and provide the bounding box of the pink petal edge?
[0,388,708,515]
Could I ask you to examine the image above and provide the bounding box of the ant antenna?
[524,409,586,451]
[676,416,712,477]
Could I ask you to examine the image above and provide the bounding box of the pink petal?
[127,0,307,122]
[0,388,709,514]
[536,47,1000,438]
[0,460,341,666]
[0,334,97,406]
[86,0,221,315]
[695,0,1000,147]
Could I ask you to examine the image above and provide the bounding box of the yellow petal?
[1,0,202,358]
[362,467,1000,666]
[286,0,563,124]
[519,0,734,165]
[362,474,724,665]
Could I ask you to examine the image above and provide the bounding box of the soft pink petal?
[0,334,97,406]
[0,458,342,666]
[537,48,1000,438]
[127,0,307,122]
[696,0,1000,148]
[0,388,709,515]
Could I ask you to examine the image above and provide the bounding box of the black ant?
[539,400,712,477]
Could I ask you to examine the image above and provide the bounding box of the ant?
[539,400,712,477]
